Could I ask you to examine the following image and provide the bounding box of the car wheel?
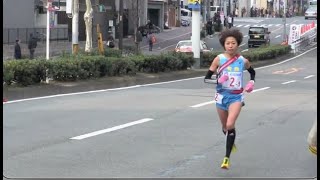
[305,17,308,20]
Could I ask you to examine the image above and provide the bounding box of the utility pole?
[283,0,286,42]
[191,1,201,69]
[118,0,123,52]
[45,0,53,84]
[46,0,52,61]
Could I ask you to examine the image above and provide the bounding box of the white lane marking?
[252,87,270,93]
[70,118,154,140]
[268,24,273,27]
[4,77,202,104]
[4,85,143,104]
[281,80,296,84]
[243,35,248,38]
[4,47,317,104]
[236,24,243,27]
[190,101,215,108]
[304,75,315,79]
[241,49,249,52]
[159,44,177,51]
[275,24,281,27]
[239,43,246,47]
[244,25,250,27]
[190,87,270,108]
[275,35,281,38]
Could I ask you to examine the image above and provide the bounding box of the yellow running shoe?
[220,157,230,169]
[232,144,237,153]
[309,145,317,155]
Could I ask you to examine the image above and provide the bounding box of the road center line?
[239,43,246,47]
[70,118,154,140]
[304,75,315,79]
[241,49,249,52]
[275,35,281,38]
[282,80,296,84]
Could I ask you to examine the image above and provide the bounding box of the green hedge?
[3,52,194,86]
[201,45,291,67]
[3,45,290,86]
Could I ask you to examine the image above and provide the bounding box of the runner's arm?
[244,58,255,82]
[204,56,220,79]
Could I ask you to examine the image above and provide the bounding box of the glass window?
[249,28,264,34]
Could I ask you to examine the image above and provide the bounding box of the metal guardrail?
[3,27,69,45]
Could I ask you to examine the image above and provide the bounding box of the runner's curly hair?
[219,28,243,48]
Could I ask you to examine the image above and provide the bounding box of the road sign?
[188,0,201,10]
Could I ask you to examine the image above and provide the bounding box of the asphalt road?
[3,47,317,178]
[205,16,317,52]
[137,16,317,55]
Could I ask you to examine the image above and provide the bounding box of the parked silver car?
[305,7,317,20]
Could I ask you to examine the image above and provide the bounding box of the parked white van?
[181,8,192,26]
[209,6,224,18]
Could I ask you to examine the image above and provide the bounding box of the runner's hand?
[218,74,229,83]
[245,80,254,93]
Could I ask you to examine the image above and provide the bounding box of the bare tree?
[129,0,141,54]
[84,0,93,52]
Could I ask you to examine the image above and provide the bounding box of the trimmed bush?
[201,45,291,67]
[3,45,291,86]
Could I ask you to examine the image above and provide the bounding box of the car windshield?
[177,41,192,48]
[249,28,265,34]
[307,8,317,12]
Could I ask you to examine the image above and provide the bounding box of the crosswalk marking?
[234,23,317,28]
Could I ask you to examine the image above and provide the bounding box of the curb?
[3,51,302,101]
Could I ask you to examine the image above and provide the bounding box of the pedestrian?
[241,7,246,17]
[14,39,22,59]
[206,19,213,36]
[308,119,317,155]
[148,32,156,51]
[28,33,37,59]
[204,28,256,169]
[235,8,239,17]
[227,15,233,29]
[106,32,115,48]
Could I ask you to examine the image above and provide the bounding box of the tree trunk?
[72,0,79,54]
[84,0,93,53]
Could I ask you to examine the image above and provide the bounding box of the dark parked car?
[248,26,270,48]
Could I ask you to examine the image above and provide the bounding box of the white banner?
[288,24,301,45]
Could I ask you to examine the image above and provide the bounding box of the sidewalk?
[3,26,191,60]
